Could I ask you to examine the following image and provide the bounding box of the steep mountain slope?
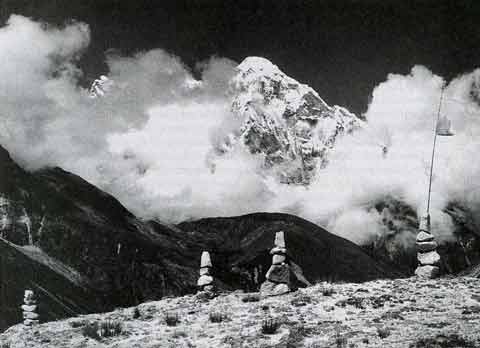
[0,145,196,332]
[0,238,102,331]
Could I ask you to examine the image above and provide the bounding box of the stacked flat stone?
[260,231,291,297]
[197,251,214,292]
[22,290,39,326]
[414,214,441,279]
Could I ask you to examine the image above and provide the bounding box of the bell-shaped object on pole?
[436,115,454,136]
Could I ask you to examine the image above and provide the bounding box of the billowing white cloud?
[1,15,480,247]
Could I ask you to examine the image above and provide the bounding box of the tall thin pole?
[426,86,445,216]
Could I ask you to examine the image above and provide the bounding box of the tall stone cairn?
[22,290,39,326]
[414,214,441,279]
[197,251,214,293]
[260,231,291,297]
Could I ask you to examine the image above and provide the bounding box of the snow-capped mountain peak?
[214,56,362,184]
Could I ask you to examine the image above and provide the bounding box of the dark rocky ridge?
[176,213,404,291]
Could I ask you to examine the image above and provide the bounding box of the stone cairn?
[415,214,441,279]
[22,289,39,326]
[260,231,291,297]
[197,251,214,293]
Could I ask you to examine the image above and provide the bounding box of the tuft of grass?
[164,312,180,326]
[242,293,260,303]
[82,322,100,340]
[320,283,335,296]
[133,307,141,319]
[99,320,123,338]
[291,294,312,307]
[377,326,391,339]
[410,334,477,348]
[209,311,227,323]
[335,333,348,348]
[261,317,281,335]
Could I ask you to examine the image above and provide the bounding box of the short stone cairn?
[197,251,215,293]
[415,214,441,279]
[22,289,39,326]
[260,231,291,297]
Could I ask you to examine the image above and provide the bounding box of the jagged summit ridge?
[218,56,362,184]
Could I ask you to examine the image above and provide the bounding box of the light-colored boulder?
[23,311,39,320]
[418,214,430,233]
[260,281,290,297]
[270,246,287,255]
[200,251,212,268]
[416,241,438,253]
[266,264,290,284]
[272,254,286,265]
[415,265,440,279]
[23,319,39,326]
[416,231,435,243]
[24,290,35,302]
[203,285,215,292]
[197,275,213,287]
[417,250,441,266]
[21,305,37,312]
[199,267,210,276]
[274,231,285,248]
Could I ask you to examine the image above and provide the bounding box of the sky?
[1,0,479,114]
[0,1,480,247]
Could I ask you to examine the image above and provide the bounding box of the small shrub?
[133,307,141,319]
[100,320,123,338]
[336,297,365,309]
[1,342,11,348]
[242,294,260,303]
[209,312,227,323]
[321,283,335,296]
[335,333,348,348]
[261,317,280,334]
[285,325,316,347]
[82,322,100,340]
[410,334,477,348]
[377,327,391,339]
[291,294,312,307]
[165,312,180,326]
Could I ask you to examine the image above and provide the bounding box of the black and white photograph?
[0,1,480,347]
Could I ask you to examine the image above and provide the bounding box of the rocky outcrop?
[415,214,441,279]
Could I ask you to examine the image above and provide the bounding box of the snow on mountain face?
[213,57,362,184]
[89,75,114,98]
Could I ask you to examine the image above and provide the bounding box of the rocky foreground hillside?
[1,277,479,348]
